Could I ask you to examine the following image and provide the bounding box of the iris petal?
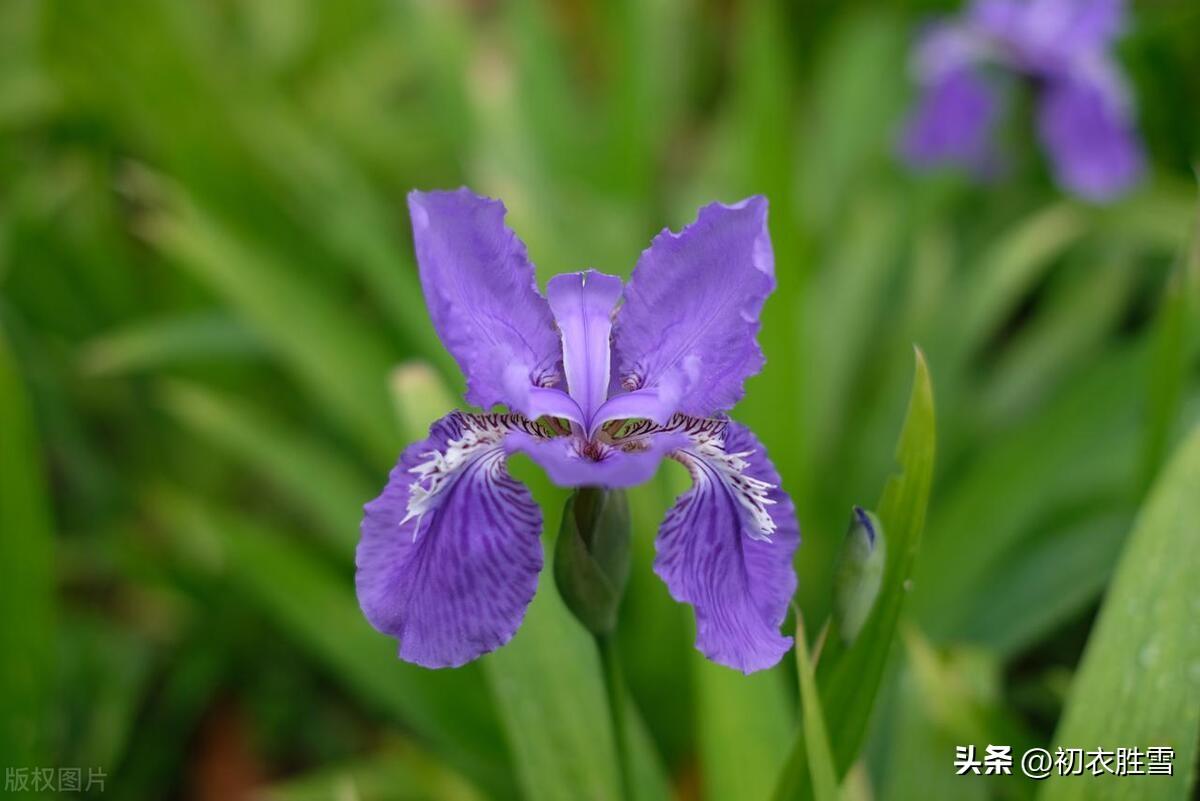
[900,67,1000,174]
[653,418,799,673]
[357,412,544,668]
[408,189,564,416]
[609,197,774,422]
[1036,67,1144,202]
[505,429,687,489]
[972,0,1126,68]
[545,270,624,433]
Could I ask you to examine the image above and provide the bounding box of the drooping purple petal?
[545,270,623,434]
[408,189,566,417]
[900,67,1001,173]
[1035,70,1144,201]
[357,412,544,668]
[606,198,774,424]
[653,418,799,673]
[504,429,688,489]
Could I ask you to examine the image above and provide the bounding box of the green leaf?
[798,10,904,231]
[801,193,903,472]
[773,348,936,800]
[226,102,452,371]
[158,380,374,557]
[79,311,266,375]
[880,630,1028,801]
[662,451,791,801]
[1139,207,1200,492]
[141,183,401,467]
[0,325,56,771]
[1089,183,1197,254]
[795,616,838,801]
[153,495,515,798]
[879,662,986,801]
[958,510,1131,657]
[978,254,1137,427]
[625,702,673,801]
[694,654,791,801]
[482,583,624,801]
[618,473,693,768]
[916,346,1143,639]
[479,472,670,801]
[59,617,154,772]
[479,482,622,801]
[1039,425,1200,801]
[820,348,936,766]
[948,203,1086,368]
[595,0,686,199]
[259,742,487,801]
[115,630,229,800]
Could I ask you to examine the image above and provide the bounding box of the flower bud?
[833,506,887,645]
[554,487,631,636]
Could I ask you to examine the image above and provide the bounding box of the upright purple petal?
[969,0,1025,42]
[1036,71,1144,201]
[911,20,989,84]
[357,412,544,668]
[974,0,1126,70]
[654,419,799,673]
[408,189,567,417]
[900,67,1001,173]
[545,270,624,433]
[1028,0,1124,52]
[606,198,774,424]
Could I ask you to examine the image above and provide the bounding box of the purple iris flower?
[357,188,799,674]
[900,0,1145,201]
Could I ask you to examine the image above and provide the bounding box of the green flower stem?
[597,632,633,801]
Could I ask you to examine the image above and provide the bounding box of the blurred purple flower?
[357,188,799,673]
[900,0,1145,201]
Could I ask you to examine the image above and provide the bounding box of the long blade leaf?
[774,348,936,799]
[1039,426,1200,801]
[795,616,838,801]
[0,325,56,769]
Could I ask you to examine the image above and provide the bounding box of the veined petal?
[653,418,800,673]
[545,270,624,433]
[1036,67,1144,201]
[608,198,774,423]
[357,411,546,668]
[505,428,687,489]
[409,189,564,414]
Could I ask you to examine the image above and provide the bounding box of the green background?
[2,0,1198,799]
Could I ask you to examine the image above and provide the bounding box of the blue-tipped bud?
[833,506,887,645]
[554,487,631,636]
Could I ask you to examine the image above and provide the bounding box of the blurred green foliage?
[2,0,1199,799]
